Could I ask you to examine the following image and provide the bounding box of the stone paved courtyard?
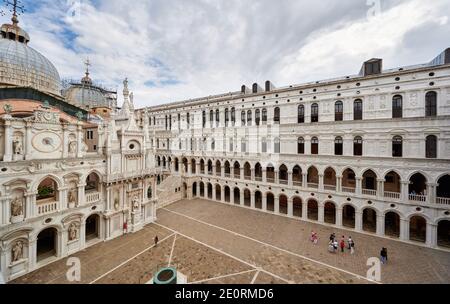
[12,199,450,284]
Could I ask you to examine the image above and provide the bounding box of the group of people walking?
[327,233,355,254]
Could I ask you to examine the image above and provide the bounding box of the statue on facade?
[11,197,23,217]
[12,241,24,262]
[13,137,23,155]
[68,189,77,205]
[132,196,140,211]
[68,223,78,241]
[69,141,77,154]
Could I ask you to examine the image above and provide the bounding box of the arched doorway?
[307,199,318,221]
[293,197,302,218]
[224,161,231,177]
[86,214,100,241]
[362,208,377,233]
[192,182,197,197]
[307,167,319,189]
[244,163,251,180]
[191,159,196,174]
[207,160,213,175]
[183,183,188,199]
[215,161,221,177]
[384,171,401,199]
[279,195,288,215]
[437,175,450,204]
[362,170,377,196]
[324,202,336,224]
[200,182,205,197]
[409,173,427,200]
[255,191,262,209]
[255,163,262,181]
[323,167,336,191]
[224,186,231,203]
[437,220,450,248]
[409,216,426,243]
[385,212,400,238]
[215,185,221,201]
[266,193,275,212]
[37,228,57,262]
[233,162,241,179]
[207,183,213,199]
[342,205,355,228]
[233,188,240,205]
[244,189,251,207]
[292,165,302,186]
[279,165,288,185]
[342,169,356,193]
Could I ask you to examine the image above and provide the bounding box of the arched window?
[311,103,319,122]
[241,111,246,126]
[215,109,220,125]
[297,137,305,154]
[354,136,363,156]
[231,107,236,125]
[147,186,153,199]
[202,111,206,128]
[187,113,190,128]
[425,91,437,117]
[392,136,403,157]
[262,138,267,153]
[274,107,280,124]
[225,108,229,126]
[354,99,363,120]
[392,95,403,118]
[426,135,437,159]
[335,101,343,121]
[334,137,343,155]
[311,137,319,155]
[247,110,252,125]
[209,110,214,126]
[262,108,267,123]
[298,105,305,123]
[211,139,215,151]
[255,109,261,126]
[274,138,280,153]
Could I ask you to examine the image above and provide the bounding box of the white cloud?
[13,0,450,108]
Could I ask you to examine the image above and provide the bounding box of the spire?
[3,0,24,26]
[1,0,29,43]
[81,57,92,85]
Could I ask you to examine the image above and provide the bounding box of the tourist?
[328,240,335,253]
[312,232,318,245]
[340,236,345,253]
[154,235,159,247]
[123,221,128,234]
[310,231,315,243]
[380,247,388,264]
[333,239,338,252]
[350,239,355,255]
[347,236,353,250]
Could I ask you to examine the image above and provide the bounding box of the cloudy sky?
[7,0,450,108]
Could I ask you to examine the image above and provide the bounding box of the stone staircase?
[156,174,183,208]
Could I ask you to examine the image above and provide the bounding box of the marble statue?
[69,141,77,154]
[12,241,23,262]
[13,138,23,155]
[11,197,23,217]
[132,196,139,211]
[68,223,78,241]
[68,189,77,204]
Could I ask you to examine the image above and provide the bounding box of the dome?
[0,24,61,96]
[64,84,109,109]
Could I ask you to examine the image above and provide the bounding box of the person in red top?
[123,221,128,234]
[340,236,345,253]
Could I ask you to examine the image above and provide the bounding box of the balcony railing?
[279,179,288,185]
[362,189,377,196]
[293,181,302,187]
[324,184,336,191]
[244,175,252,180]
[384,191,400,199]
[37,200,58,215]
[409,194,426,202]
[255,176,262,182]
[266,177,275,184]
[224,173,231,178]
[308,183,318,189]
[86,191,101,204]
[436,197,450,205]
[342,186,356,193]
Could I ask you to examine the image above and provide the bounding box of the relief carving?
[11,241,24,263]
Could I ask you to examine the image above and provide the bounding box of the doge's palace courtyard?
[11,199,450,284]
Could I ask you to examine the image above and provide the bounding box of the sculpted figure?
[11,197,23,217]
[13,138,23,155]
[132,196,139,211]
[12,241,23,262]
[68,223,78,241]
[69,141,77,154]
[68,189,77,205]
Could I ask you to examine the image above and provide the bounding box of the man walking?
[154,235,159,247]
[340,236,345,253]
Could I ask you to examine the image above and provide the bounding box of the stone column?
[240,189,244,206]
[287,197,293,217]
[59,188,67,211]
[318,203,324,223]
[319,174,324,191]
[106,186,111,211]
[302,173,308,188]
[196,162,201,175]
[250,192,255,208]
[56,230,63,258]
[77,123,83,158]
[212,187,216,201]
[355,211,363,231]
[288,171,293,187]
[221,165,225,178]
[400,181,410,201]
[80,222,86,250]
[262,169,267,183]
[302,202,307,219]
[251,169,255,181]
[262,193,267,211]
[336,175,342,192]
[3,116,12,162]
[274,170,279,184]
[240,167,244,181]
[426,223,437,248]
[188,162,192,176]
[400,218,409,241]
[274,196,279,214]
[78,184,86,206]
[376,214,385,236]
[1,198,8,225]
[427,183,437,204]
[196,182,200,198]
[221,186,226,203]
[28,238,37,271]
[377,179,385,199]
[25,121,33,160]
[355,177,362,195]
[336,207,343,226]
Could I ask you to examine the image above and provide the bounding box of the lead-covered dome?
[0,16,61,96]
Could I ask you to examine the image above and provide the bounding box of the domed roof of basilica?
[0,14,61,97]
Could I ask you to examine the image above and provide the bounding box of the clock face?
[32,132,62,153]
